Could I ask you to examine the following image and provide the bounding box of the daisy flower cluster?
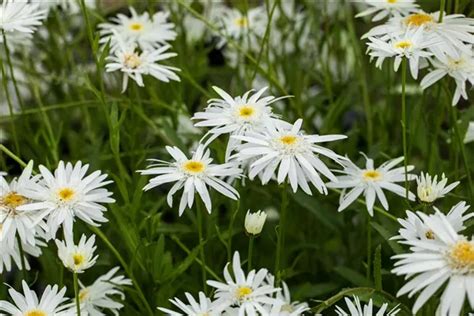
[158,251,309,315]
[358,0,474,105]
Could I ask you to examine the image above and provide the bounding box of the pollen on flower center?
[448,58,466,70]
[405,13,434,27]
[237,105,255,119]
[25,310,47,316]
[129,22,144,31]
[362,170,382,181]
[280,135,298,145]
[387,0,397,3]
[449,240,474,271]
[1,192,27,209]
[234,17,248,28]
[394,40,413,50]
[236,286,253,300]
[58,188,75,202]
[73,253,85,266]
[123,53,142,69]
[79,288,90,302]
[182,160,205,174]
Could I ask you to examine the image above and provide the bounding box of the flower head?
[0,0,47,34]
[158,292,221,316]
[0,237,42,273]
[139,144,242,216]
[56,234,98,273]
[356,0,418,22]
[335,296,400,316]
[244,210,267,235]
[416,172,459,203]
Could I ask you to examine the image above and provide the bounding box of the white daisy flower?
[56,233,97,273]
[70,266,132,315]
[264,276,309,316]
[366,27,438,79]
[335,296,400,316]
[139,144,242,216]
[158,292,221,316]
[0,237,42,273]
[392,210,474,315]
[244,210,267,236]
[0,280,69,316]
[0,0,47,34]
[105,33,180,93]
[356,0,418,22]
[416,172,459,203]
[207,251,280,314]
[0,161,45,247]
[99,7,176,52]
[192,86,289,159]
[18,160,115,239]
[234,118,347,195]
[420,52,474,106]
[326,155,416,216]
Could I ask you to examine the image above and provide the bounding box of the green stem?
[2,31,24,111]
[439,0,446,22]
[16,234,27,281]
[0,145,26,169]
[275,183,289,284]
[0,59,19,152]
[248,236,254,271]
[73,273,81,316]
[401,58,409,200]
[227,199,240,262]
[366,216,372,280]
[196,201,208,293]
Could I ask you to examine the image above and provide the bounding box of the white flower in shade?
[18,160,115,239]
[326,155,416,216]
[0,161,45,247]
[193,86,289,159]
[0,0,47,34]
[0,237,42,273]
[366,27,438,79]
[139,144,242,216]
[99,7,176,52]
[158,292,221,316]
[264,277,309,316]
[56,234,98,273]
[465,121,474,144]
[356,0,418,22]
[416,172,459,203]
[70,267,131,315]
[105,33,180,92]
[392,211,474,315]
[244,210,267,235]
[207,251,280,314]
[420,52,474,106]
[0,281,69,316]
[234,119,347,195]
[363,11,474,59]
[335,296,400,316]
[393,201,473,247]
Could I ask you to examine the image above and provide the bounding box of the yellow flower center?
[234,17,248,28]
[123,53,142,69]
[449,240,474,271]
[182,160,205,174]
[279,135,298,145]
[129,22,144,31]
[362,170,382,181]
[236,286,253,300]
[405,13,434,27]
[394,40,413,49]
[73,253,85,266]
[58,188,75,201]
[387,0,397,3]
[25,310,47,316]
[425,230,435,239]
[1,192,27,209]
[237,105,255,119]
[79,288,89,302]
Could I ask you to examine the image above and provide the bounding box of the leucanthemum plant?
[335,296,400,316]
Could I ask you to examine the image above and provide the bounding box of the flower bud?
[245,210,267,236]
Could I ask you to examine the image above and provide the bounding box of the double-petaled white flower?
[99,7,176,52]
[0,0,47,34]
[327,155,415,216]
[234,119,347,195]
[335,296,400,316]
[139,145,242,216]
[158,292,221,316]
[416,172,459,203]
[56,234,97,273]
[19,160,115,239]
[356,0,418,22]
[392,210,474,315]
[244,210,267,236]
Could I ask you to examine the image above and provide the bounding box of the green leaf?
[373,244,382,291]
[370,222,404,254]
[334,266,371,287]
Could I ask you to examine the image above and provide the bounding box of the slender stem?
[16,234,27,281]
[401,58,409,200]
[248,236,254,271]
[439,0,446,22]
[73,273,81,316]
[275,183,289,284]
[2,31,24,111]
[0,58,19,152]
[0,145,26,168]
[227,199,240,262]
[366,217,372,280]
[196,201,208,293]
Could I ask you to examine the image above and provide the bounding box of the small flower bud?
[245,210,267,236]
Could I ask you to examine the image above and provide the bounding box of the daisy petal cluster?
[356,0,418,22]
[327,154,415,216]
[392,207,474,315]
[0,0,47,34]
[416,171,459,203]
[56,233,98,273]
[335,295,400,316]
